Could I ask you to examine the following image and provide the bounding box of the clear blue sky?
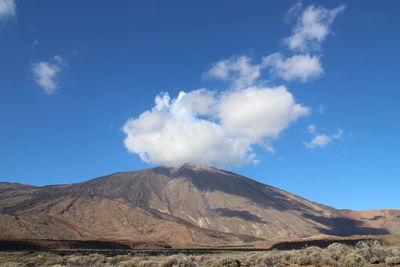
[1,0,399,210]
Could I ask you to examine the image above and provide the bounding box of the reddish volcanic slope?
[0,164,398,245]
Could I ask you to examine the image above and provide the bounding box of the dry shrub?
[174,255,199,267]
[355,240,385,263]
[279,250,298,263]
[193,255,209,264]
[64,253,110,267]
[137,260,160,267]
[118,258,141,267]
[158,256,178,267]
[86,253,108,265]
[341,252,368,267]
[302,246,323,265]
[244,252,261,262]
[326,242,351,261]
[369,256,379,264]
[318,253,338,267]
[289,246,331,267]
[295,254,312,266]
[212,258,241,267]
[391,247,400,257]
[41,255,63,266]
[253,253,281,267]
[64,255,85,265]
[3,242,400,267]
[1,263,24,267]
[385,256,400,266]
[22,252,59,266]
[106,254,132,265]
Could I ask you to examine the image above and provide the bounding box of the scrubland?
[1,241,400,267]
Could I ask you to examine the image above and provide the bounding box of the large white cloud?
[0,0,16,21]
[32,55,66,94]
[285,4,345,52]
[219,86,309,141]
[123,87,309,167]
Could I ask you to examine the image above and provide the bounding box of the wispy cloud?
[0,0,16,21]
[305,134,332,149]
[204,55,262,90]
[305,125,343,149]
[332,129,344,139]
[285,4,345,52]
[317,104,328,114]
[308,124,316,134]
[205,52,323,86]
[263,53,323,82]
[31,55,66,94]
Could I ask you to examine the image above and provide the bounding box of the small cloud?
[204,55,262,90]
[266,146,275,154]
[308,124,316,134]
[332,128,344,139]
[284,4,345,52]
[304,127,343,149]
[31,55,67,94]
[262,53,323,82]
[32,39,39,46]
[53,55,63,63]
[305,134,331,149]
[317,104,328,114]
[0,0,16,21]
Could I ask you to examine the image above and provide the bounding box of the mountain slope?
[0,164,397,245]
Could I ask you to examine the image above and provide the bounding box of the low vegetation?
[1,240,400,266]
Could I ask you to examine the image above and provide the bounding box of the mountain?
[0,163,399,245]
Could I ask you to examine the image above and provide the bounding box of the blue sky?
[1,0,399,210]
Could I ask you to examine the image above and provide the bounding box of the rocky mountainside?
[0,163,398,245]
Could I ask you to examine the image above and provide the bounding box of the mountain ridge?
[0,164,398,245]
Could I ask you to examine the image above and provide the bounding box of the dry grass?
[1,240,400,266]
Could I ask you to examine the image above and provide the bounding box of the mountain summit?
[1,165,398,245]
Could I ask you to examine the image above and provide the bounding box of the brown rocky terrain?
[0,163,399,246]
[340,209,400,235]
